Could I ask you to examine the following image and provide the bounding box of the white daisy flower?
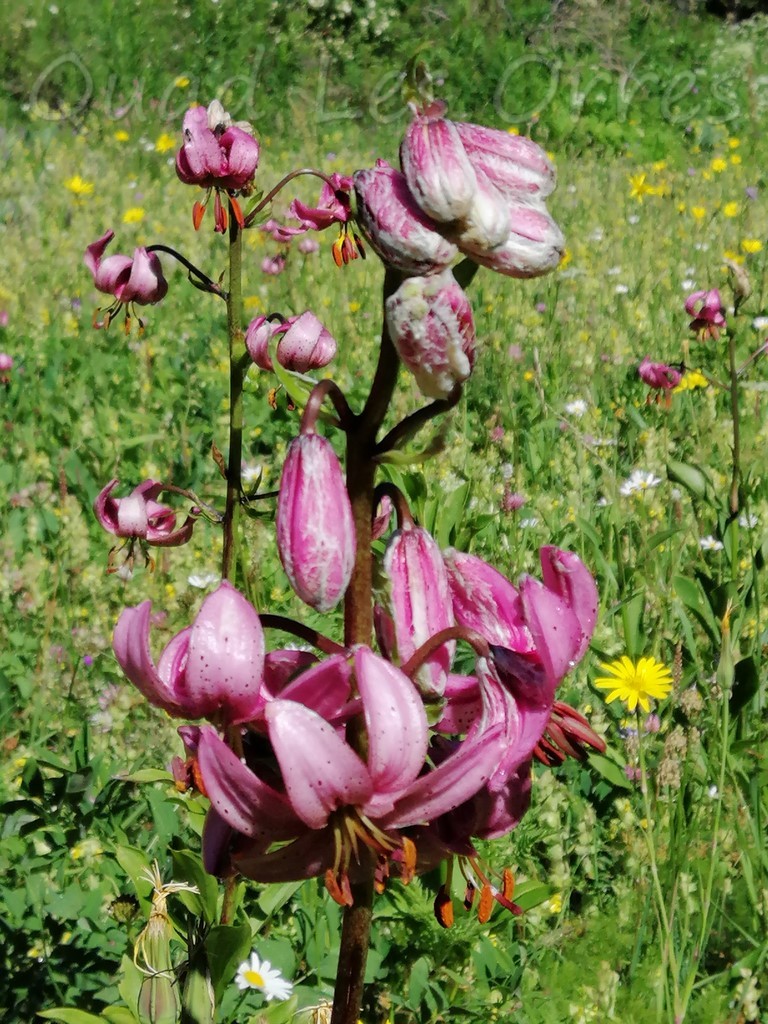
[235,952,292,1002]
[242,463,263,485]
[188,572,221,589]
[738,512,758,529]
[699,535,724,551]
[751,316,768,331]
[620,470,662,496]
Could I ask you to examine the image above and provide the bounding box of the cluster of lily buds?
[638,356,682,392]
[685,288,726,340]
[245,311,337,373]
[176,99,260,231]
[112,512,599,912]
[84,230,168,330]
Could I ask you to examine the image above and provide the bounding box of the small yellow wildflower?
[728,137,740,149]
[676,202,686,214]
[722,202,739,218]
[174,76,190,88]
[122,207,145,224]
[674,369,709,392]
[114,130,130,142]
[710,157,727,173]
[652,159,667,172]
[64,175,94,197]
[523,370,535,382]
[244,295,264,311]
[155,132,176,154]
[507,126,520,136]
[546,893,563,914]
[558,248,572,269]
[348,301,361,313]
[741,238,763,255]
[594,655,673,713]
[628,173,653,201]
[691,206,706,221]
[730,154,741,165]
[723,249,743,264]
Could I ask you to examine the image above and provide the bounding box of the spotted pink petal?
[113,600,181,715]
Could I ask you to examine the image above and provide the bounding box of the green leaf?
[666,459,717,505]
[101,1009,140,1024]
[120,769,175,785]
[588,753,632,790]
[171,848,219,925]
[672,575,719,642]
[257,880,303,917]
[205,922,252,1003]
[619,591,644,659]
[731,656,759,714]
[37,1011,106,1024]
[512,880,551,911]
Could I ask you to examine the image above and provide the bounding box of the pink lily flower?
[638,356,682,391]
[84,230,168,330]
[459,201,565,278]
[385,269,475,398]
[353,160,457,275]
[0,352,12,384]
[288,173,353,230]
[399,101,477,223]
[245,311,337,373]
[685,288,726,339]
[94,479,196,547]
[195,646,504,894]
[175,102,259,191]
[113,581,266,724]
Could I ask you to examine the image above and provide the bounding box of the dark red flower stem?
[242,168,344,229]
[400,625,491,678]
[375,383,462,457]
[145,244,227,299]
[221,218,244,582]
[372,482,412,528]
[258,614,347,656]
[301,379,355,434]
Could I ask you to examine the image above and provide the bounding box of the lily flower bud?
[353,160,457,275]
[276,433,356,612]
[460,202,565,278]
[381,523,455,696]
[399,100,477,223]
[246,311,337,373]
[385,269,475,398]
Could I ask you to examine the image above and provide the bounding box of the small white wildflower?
[242,463,263,485]
[751,316,768,331]
[681,279,696,290]
[500,462,514,480]
[738,512,758,528]
[188,572,220,589]
[707,784,719,799]
[620,470,662,496]
[520,517,539,528]
[627,214,640,225]
[564,398,588,417]
[596,496,611,507]
[606,265,622,276]
[235,952,292,1001]
[699,535,724,551]
[614,284,630,294]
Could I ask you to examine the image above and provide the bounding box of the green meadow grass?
[2,3,768,1022]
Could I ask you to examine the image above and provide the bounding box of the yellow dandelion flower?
[741,238,763,254]
[155,132,176,154]
[728,137,740,149]
[676,202,686,214]
[523,370,535,382]
[64,175,94,197]
[114,130,130,142]
[244,295,264,311]
[730,154,741,165]
[559,248,572,269]
[122,207,145,224]
[174,76,190,88]
[507,126,520,136]
[710,157,727,173]
[691,206,706,221]
[348,301,361,313]
[594,655,673,713]
[652,159,667,172]
[722,201,739,218]
[546,893,563,914]
[723,249,743,264]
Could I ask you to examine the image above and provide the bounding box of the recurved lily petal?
[278,653,354,723]
[176,106,226,183]
[234,828,336,883]
[443,548,535,653]
[196,726,302,841]
[519,575,581,687]
[539,546,598,661]
[113,600,181,715]
[266,699,373,829]
[355,647,429,813]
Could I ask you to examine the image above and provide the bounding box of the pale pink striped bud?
[276,433,356,612]
[454,122,556,199]
[385,269,475,398]
[461,202,564,279]
[399,101,476,223]
[353,160,457,275]
[382,524,455,696]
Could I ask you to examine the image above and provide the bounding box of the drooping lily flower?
[175,100,260,232]
[638,356,683,391]
[245,311,337,373]
[113,581,266,724]
[84,230,168,330]
[685,288,726,339]
[195,646,504,897]
[94,479,195,547]
[385,269,475,398]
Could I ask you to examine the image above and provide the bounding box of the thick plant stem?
[222,217,245,582]
[332,268,402,1024]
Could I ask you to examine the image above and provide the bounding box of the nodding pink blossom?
[353,160,458,275]
[113,581,265,724]
[175,102,259,192]
[288,173,353,230]
[298,237,320,255]
[246,311,337,373]
[262,218,306,244]
[384,269,475,398]
[459,202,565,279]
[276,432,356,612]
[685,288,726,339]
[94,479,196,547]
[261,253,287,276]
[84,230,167,329]
[638,357,682,391]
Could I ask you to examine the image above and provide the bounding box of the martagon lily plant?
[86,85,604,1024]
